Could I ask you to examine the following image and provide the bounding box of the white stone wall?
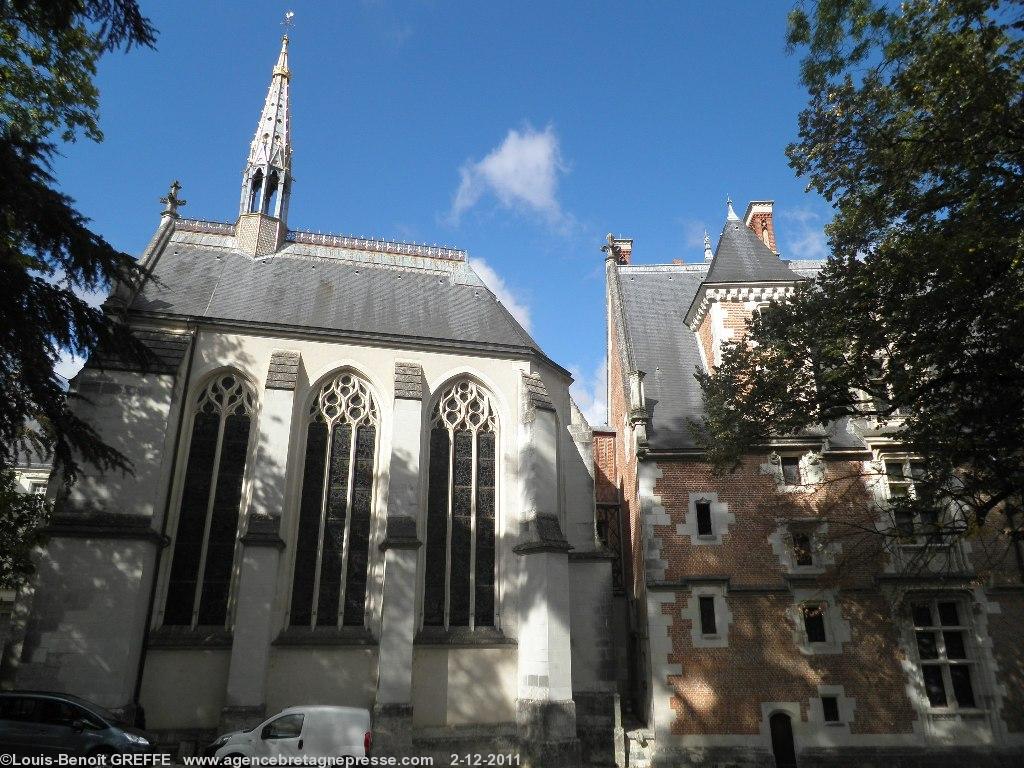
[411,646,518,726]
[16,324,603,735]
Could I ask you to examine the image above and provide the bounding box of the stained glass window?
[424,379,498,630]
[164,373,255,628]
[289,372,378,628]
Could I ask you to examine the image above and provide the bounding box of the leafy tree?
[694,0,1024,562]
[0,0,156,481]
[0,469,50,590]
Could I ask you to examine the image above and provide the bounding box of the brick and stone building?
[601,200,1024,766]
[0,35,618,763]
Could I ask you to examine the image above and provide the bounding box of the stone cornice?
[685,282,798,330]
[44,512,167,545]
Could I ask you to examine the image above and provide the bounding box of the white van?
[207,705,372,760]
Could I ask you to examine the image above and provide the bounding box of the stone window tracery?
[423,379,498,630]
[164,373,256,628]
[289,372,379,629]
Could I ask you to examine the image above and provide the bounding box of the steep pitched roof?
[611,257,865,452]
[705,219,801,284]
[614,264,708,450]
[125,221,556,367]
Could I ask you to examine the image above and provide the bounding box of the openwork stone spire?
[239,33,292,226]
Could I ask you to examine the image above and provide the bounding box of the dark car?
[0,691,155,756]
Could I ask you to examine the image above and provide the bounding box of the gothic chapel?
[2,34,617,763]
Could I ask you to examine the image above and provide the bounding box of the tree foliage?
[0,0,155,480]
[0,469,50,590]
[695,1,1024,546]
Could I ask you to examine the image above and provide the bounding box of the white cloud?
[469,258,532,333]
[779,206,829,260]
[451,125,567,226]
[569,359,607,427]
[682,219,710,249]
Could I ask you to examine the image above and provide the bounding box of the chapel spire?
[235,26,293,255]
[240,33,292,222]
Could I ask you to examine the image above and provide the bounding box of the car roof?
[279,705,370,716]
[3,690,93,706]
[2,691,118,722]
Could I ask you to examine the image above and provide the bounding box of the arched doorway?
[769,712,797,768]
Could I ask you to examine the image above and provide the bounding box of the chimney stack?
[743,200,777,254]
[602,234,633,265]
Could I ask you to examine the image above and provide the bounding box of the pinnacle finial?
[703,229,713,262]
[726,196,739,221]
[160,180,186,217]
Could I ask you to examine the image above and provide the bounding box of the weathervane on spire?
[160,180,186,217]
[282,10,295,34]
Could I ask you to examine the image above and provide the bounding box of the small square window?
[781,457,802,485]
[803,604,827,643]
[695,500,713,537]
[792,532,814,567]
[822,696,840,723]
[698,596,717,635]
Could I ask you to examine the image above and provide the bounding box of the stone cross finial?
[160,180,187,217]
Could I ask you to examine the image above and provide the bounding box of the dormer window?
[884,458,939,541]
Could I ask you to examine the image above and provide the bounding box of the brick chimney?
[602,234,633,265]
[743,200,777,254]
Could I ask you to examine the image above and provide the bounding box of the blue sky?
[55,0,831,423]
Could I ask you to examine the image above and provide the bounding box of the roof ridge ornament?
[703,228,713,262]
[160,180,187,218]
[726,196,739,222]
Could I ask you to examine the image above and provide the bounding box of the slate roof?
[126,224,551,365]
[705,219,801,284]
[616,265,709,450]
[611,228,867,452]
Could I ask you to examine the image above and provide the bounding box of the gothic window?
[289,372,379,628]
[164,373,256,628]
[248,169,264,214]
[263,170,280,216]
[424,379,498,630]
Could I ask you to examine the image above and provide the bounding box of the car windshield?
[57,696,124,727]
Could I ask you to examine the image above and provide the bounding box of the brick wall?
[661,590,917,735]
[746,212,777,253]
